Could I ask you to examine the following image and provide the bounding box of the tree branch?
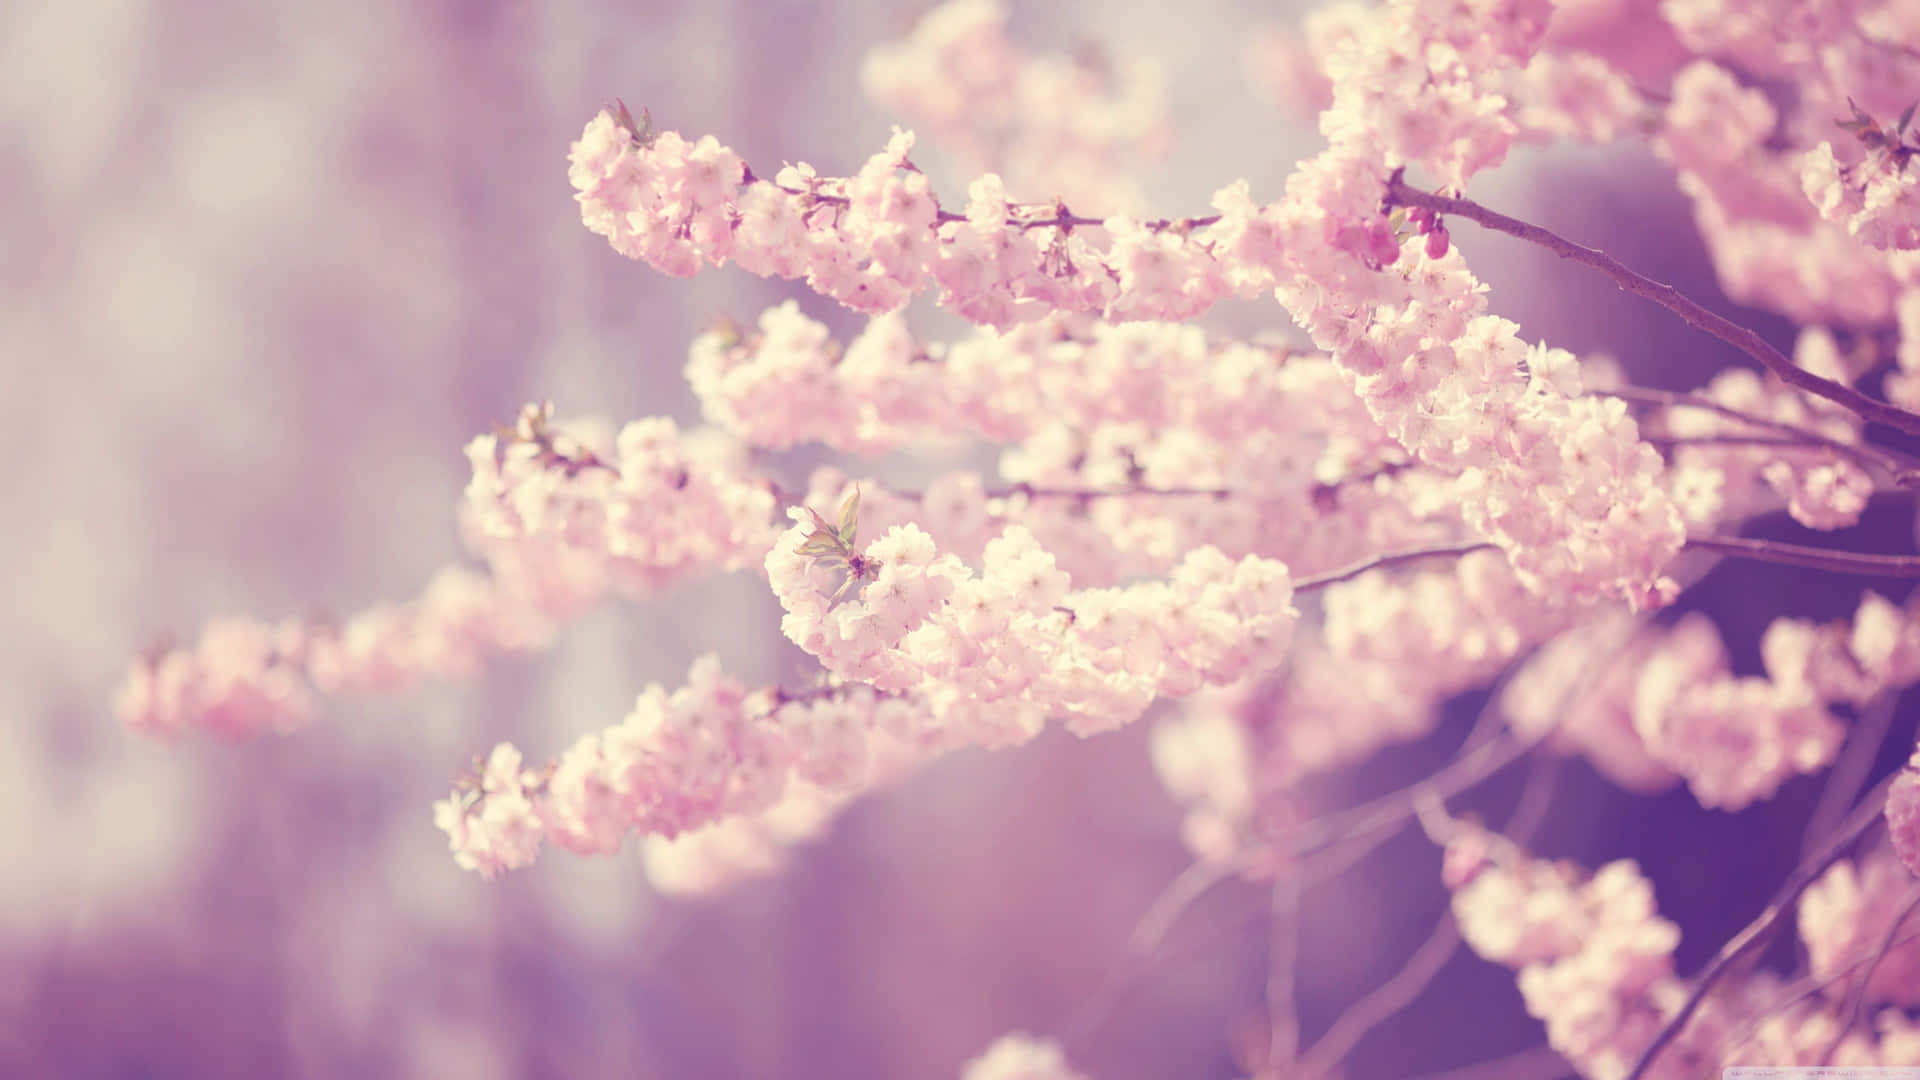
[1385,175,1920,438]
[1685,535,1920,577]
[1599,386,1920,482]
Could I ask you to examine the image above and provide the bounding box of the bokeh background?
[5,1,1913,1077]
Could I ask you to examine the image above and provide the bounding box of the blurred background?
[4,1,1910,1077]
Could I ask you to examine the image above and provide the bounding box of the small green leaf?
[797,536,843,557]
[837,487,861,546]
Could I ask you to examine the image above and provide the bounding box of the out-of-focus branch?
[1599,386,1920,480]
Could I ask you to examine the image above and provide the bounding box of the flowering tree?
[113,0,1920,1076]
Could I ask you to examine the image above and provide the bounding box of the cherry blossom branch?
[1621,770,1898,1080]
[1685,535,1920,577]
[1385,174,1920,438]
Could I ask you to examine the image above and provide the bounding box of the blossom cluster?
[116,567,555,739]
[1656,57,1920,326]
[685,302,1397,462]
[1641,332,1884,533]
[434,656,932,879]
[767,512,1297,738]
[1446,833,1694,1080]
[461,402,779,610]
[1446,829,1920,1077]
[1511,586,1920,812]
[1802,137,1920,252]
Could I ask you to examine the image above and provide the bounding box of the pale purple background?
[4,1,1906,1077]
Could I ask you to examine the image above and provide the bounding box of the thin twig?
[1596,386,1920,478]
[1621,771,1900,1080]
[1129,858,1244,955]
[1295,915,1464,1078]
[1386,175,1920,438]
[1060,855,1248,1045]
[1294,542,1498,592]
[1289,729,1529,860]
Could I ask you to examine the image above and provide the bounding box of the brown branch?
[1385,175,1920,438]
[1685,535,1920,577]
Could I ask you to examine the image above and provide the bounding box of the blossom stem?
[1385,175,1920,438]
